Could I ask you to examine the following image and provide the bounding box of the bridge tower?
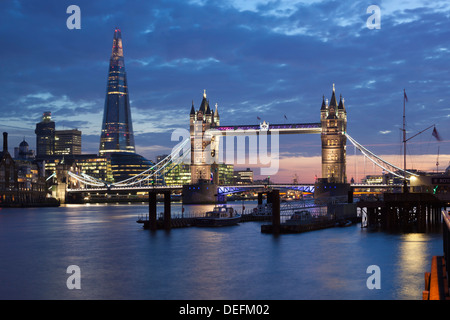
[183,90,221,204]
[189,90,220,184]
[320,84,347,183]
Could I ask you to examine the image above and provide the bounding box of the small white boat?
[196,206,241,227]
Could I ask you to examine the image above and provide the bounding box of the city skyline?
[1,0,449,182]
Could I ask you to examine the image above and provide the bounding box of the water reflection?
[396,233,430,299]
[0,202,444,299]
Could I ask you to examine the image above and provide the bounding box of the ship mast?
[402,89,435,192]
[403,89,407,193]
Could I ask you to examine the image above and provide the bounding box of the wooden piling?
[258,192,263,206]
[269,190,280,234]
[358,193,444,232]
[164,191,171,230]
[149,191,157,231]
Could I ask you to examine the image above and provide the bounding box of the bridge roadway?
[67,183,402,194]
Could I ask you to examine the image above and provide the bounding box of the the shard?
[99,28,135,156]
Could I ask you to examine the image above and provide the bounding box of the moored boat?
[195,206,241,227]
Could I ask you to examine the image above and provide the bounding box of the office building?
[109,152,153,183]
[164,162,191,186]
[233,168,253,184]
[35,111,55,158]
[55,129,82,155]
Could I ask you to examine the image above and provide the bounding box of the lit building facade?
[44,154,112,184]
[164,163,233,185]
[13,138,45,192]
[16,160,45,193]
[164,162,191,186]
[109,152,153,183]
[233,168,253,184]
[218,164,234,185]
[55,129,82,155]
[1,133,49,206]
[73,157,112,183]
[99,28,135,156]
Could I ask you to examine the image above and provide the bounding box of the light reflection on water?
[0,201,443,300]
[394,233,431,299]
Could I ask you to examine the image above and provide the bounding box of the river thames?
[0,201,443,300]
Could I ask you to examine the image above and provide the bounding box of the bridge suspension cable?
[68,138,190,188]
[68,171,106,187]
[113,148,190,187]
[68,132,419,189]
[112,138,190,186]
[46,172,56,181]
[345,133,419,180]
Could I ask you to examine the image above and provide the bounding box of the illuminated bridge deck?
[67,183,402,194]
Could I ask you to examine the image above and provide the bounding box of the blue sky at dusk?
[1,0,449,182]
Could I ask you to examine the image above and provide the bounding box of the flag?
[257,116,261,120]
[404,90,408,102]
[432,127,442,141]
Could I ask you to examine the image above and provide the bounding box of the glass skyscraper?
[99,28,135,157]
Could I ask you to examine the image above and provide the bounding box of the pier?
[260,217,337,234]
[358,192,444,232]
[260,202,359,234]
[136,212,272,229]
[137,188,360,233]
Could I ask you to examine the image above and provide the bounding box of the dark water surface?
[0,202,443,300]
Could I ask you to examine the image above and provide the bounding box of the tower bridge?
[65,84,415,205]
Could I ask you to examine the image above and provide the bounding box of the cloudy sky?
[1,0,449,182]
